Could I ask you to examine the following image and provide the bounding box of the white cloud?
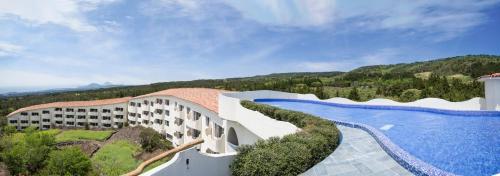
[0,0,116,32]
[224,0,335,27]
[335,0,500,41]
[0,42,23,57]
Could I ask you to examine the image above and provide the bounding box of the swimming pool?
[255,99,500,176]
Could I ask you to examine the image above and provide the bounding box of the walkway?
[301,126,413,176]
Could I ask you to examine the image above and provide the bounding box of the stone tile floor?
[300,126,413,176]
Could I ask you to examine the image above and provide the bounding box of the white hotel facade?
[7,88,300,156]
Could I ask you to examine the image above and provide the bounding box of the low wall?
[141,148,236,176]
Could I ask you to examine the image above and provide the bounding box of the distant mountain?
[0,82,124,97]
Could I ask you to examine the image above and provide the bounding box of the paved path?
[301,126,413,176]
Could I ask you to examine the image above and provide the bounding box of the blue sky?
[0,0,499,92]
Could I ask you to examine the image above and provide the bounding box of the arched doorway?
[227,127,239,146]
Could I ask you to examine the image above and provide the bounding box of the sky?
[0,0,500,92]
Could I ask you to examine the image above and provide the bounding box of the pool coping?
[253,98,487,176]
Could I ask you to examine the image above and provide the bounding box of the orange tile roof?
[7,97,132,117]
[136,88,229,113]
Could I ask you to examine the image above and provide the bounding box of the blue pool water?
[255,99,500,176]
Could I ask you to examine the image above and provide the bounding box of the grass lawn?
[55,130,113,142]
[92,140,141,175]
[10,129,61,143]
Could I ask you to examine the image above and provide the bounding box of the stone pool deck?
[301,126,413,176]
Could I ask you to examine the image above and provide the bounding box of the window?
[165,99,170,106]
[66,121,74,125]
[55,121,63,124]
[115,107,124,111]
[21,120,29,123]
[166,133,173,139]
[154,119,163,124]
[66,108,74,112]
[214,124,224,138]
[205,117,210,127]
[77,115,86,119]
[137,103,141,107]
[31,112,39,116]
[66,115,74,118]
[156,99,163,104]
[137,114,142,118]
[102,109,111,113]
[144,100,149,105]
[143,120,149,124]
[103,124,111,127]
[42,110,50,114]
[43,119,50,122]
[55,108,62,111]
[21,112,28,116]
[115,115,124,119]
[193,111,201,120]
[55,114,63,118]
[165,120,169,126]
[31,121,39,124]
[143,111,149,115]
[90,109,98,112]
[102,116,111,120]
[77,122,85,126]
[42,125,50,129]
[150,102,154,107]
[155,109,163,114]
[77,109,86,112]
[130,121,136,125]
[165,110,170,116]
[114,122,123,126]
[90,116,98,119]
[129,113,136,117]
[90,123,98,126]
[9,120,18,124]
[130,102,136,106]
[179,105,184,111]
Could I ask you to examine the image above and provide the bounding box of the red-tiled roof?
[7,97,132,117]
[136,88,228,113]
[479,73,500,80]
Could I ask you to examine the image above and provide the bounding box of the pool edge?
[255,98,464,176]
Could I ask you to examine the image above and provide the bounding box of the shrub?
[139,127,172,152]
[0,129,56,175]
[1,125,17,136]
[43,147,92,176]
[231,101,340,176]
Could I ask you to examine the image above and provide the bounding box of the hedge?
[230,100,340,176]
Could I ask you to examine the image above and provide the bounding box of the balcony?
[30,116,41,121]
[153,113,164,120]
[41,114,51,119]
[128,116,137,122]
[127,106,137,113]
[113,117,125,123]
[88,111,98,116]
[75,118,87,122]
[76,111,86,116]
[113,110,124,115]
[174,122,184,132]
[186,117,201,129]
[215,134,225,153]
[41,119,51,125]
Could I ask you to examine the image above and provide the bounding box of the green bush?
[42,147,92,176]
[140,127,172,152]
[230,101,340,176]
[0,128,56,175]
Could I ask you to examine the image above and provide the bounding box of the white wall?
[484,79,500,110]
[141,148,236,176]
[219,92,300,140]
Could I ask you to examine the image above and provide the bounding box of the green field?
[55,130,113,142]
[91,140,141,175]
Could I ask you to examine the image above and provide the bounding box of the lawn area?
[91,140,141,175]
[10,129,61,143]
[55,130,113,142]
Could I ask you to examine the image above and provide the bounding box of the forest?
[1,55,499,126]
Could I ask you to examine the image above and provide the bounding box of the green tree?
[348,87,361,101]
[399,89,421,102]
[0,129,55,175]
[1,125,17,136]
[139,127,172,152]
[42,147,92,176]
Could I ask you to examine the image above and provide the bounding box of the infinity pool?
[255,99,500,176]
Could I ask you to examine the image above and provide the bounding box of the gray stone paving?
[301,126,413,176]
